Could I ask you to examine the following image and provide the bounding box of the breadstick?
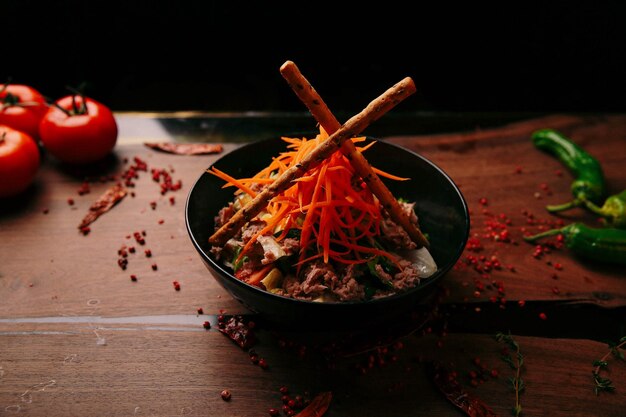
[208,76,416,246]
[279,60,429,248]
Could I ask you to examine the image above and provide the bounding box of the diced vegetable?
[229,244,245,272]
[399,247,438,278]
[260,268,284,290]
[244,264,273,286]
[366,257,395,288]
[233,193,252,210]
[257,235,287,261]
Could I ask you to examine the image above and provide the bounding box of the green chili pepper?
[582,190,626,229]
[531,129,606,212]
[524,222,626,265]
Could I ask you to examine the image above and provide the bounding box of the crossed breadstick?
[279,61,429,248]
[208,65,427,248]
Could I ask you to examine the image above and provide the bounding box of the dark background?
[4,2,626,114]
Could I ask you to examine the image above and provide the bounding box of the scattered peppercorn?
[118,258,128,270]
[77,181,90,195]
[220,389,231,401]
[173,281,181,291]
[203,321,211,330]
[130,274,137,282]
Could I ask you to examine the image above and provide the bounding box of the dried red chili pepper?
[144,142,224,155]
[294,391,332,417]
[427,362,499,417]
[78,183,127,230]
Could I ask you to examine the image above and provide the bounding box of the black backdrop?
[4,2,625,114]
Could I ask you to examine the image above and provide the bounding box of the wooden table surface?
[1,113,625,416]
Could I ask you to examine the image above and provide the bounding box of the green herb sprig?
[495,332,525,417]
[592,336,626,395]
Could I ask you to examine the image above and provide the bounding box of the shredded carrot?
[212,129,411,269]
[207,167,257,197]
[245,264,274,286]
[372,167,410,181]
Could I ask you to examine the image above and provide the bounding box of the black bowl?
[185,137,469,335]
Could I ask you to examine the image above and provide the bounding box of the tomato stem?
[71,94,79,114]
[65,85,89,115]
[50,102,72,117]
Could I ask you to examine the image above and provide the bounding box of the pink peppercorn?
[220,389,231,401]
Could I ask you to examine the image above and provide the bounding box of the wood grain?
[0,144,244,319]
[1,113,625,416]
[0,323,623,416]
[388,114,626,308]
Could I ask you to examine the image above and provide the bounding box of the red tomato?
[0,125,41,198]
[39,95,118,164]
[0,84,48,140]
